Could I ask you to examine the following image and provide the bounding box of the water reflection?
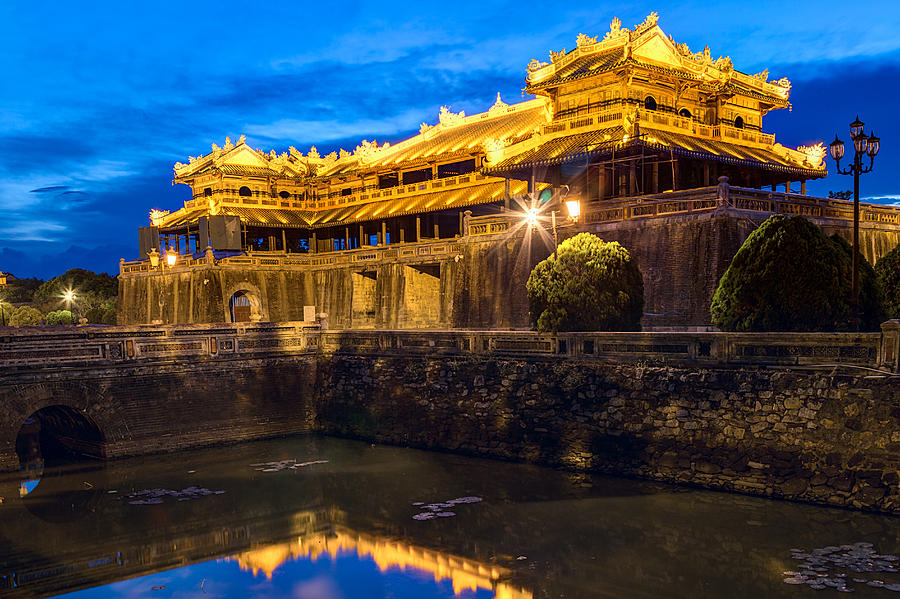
[0,435,899,598]
[230,529,531,598]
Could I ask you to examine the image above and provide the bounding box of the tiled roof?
[317,102,549,178]
[487,127,825,178]
[158,180,530,231]
[486,128,625,171]
[525,49,627,91]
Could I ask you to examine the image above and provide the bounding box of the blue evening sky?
[2,1,899,278]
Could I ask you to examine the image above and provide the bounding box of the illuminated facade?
[149,13,825,257]
[121,14,900,328]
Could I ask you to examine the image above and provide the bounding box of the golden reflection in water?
[230,529,532,598]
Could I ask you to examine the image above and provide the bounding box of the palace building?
[119,14,900,328]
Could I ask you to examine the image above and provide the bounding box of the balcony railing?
[120,237,466,275]
[540,105,776,148]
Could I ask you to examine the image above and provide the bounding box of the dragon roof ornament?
[438,106,466,127]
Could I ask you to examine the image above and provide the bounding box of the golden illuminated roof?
[487,125,825,177]
[173,135,313,181]
[525,13,791,106]
[314,97,549,178]
[157,179,529,231]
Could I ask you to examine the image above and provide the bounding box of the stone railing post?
[879,320,900,373]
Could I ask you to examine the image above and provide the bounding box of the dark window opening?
[204,187,213,196]
[679,108,692,119]
[402,167,432,185]
[341,188,353,196]
[583,340,595,354]
[279,191,290,199]
[734,116,744,129]
[378,173,399,189]
[438,159,476,178]
[239,186,252,197]
[644,96,657,111]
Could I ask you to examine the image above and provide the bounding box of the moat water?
[2,436,900,598]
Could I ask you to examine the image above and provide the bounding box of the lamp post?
[828,116,881,329]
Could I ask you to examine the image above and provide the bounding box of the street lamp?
[165,250,178,268]
[828,115,881,329]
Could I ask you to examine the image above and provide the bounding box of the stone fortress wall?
[2,322,899,514]
[117,202,900,330]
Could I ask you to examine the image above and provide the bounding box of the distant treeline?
[1,268,118,326]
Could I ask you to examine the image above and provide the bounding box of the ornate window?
[204,187,212,196]
[239,186,252,197]
[734,116,744,129]
[679,108,692,119]
[279,190,290,199]
[644,96,657,111]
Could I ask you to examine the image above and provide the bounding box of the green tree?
[526,232,643,332]
[0,302,13,326]
[711,215,883,331]
[46,309,76,325]
[875,244,900,319]
[9,306,43,326]
[33,268,118,316]
[2,276,43,303]
[85,298,118,324]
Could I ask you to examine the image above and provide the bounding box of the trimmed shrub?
[875,244,900,320]
[711,215,883,331]
[9,306,43,327]
[46,309,76,326]
[526,232,643,332]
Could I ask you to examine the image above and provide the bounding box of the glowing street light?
[63,290,76,303]
[828,115,881,330]
[525,208,539,226]
[565,199,581,221]
[166,251,178,267]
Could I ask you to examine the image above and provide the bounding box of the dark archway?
[644,96,657,111]
[679,108,692,119]
[239,186,252,197]
[14,406,107,521]
[229,290,255,322]
[16,406,106,472]
[734,116,744,129]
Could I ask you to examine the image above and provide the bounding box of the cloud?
[30,185,70,193]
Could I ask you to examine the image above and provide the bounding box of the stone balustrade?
[2,322,897,373]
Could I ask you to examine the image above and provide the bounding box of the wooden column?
[416,217,421,241]
[651,162,659,194]
[311,231,317,253]
[785,181,792,194]
[703,163,711,187]
[381,221,387,245]
[801,180,807,195]
[504,178,510,211]
[434,223,440,239]
[359,225,365,246]
[345,227,350,250]
[598,167,606,201]
[281,229,287,252]
[400,228,405,243]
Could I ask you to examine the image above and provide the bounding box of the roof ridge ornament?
[604,16,628,42]
[488,92,509,115]
[438,105,466,127]
[576,33,597,47]
[798,142,826,167]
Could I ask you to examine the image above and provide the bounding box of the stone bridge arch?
[0,380,129,474]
